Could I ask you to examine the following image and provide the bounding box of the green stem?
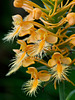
[59,81,65,100]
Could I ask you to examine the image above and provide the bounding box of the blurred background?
[0,0,75,100]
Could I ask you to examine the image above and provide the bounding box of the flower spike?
[4,0,75,97]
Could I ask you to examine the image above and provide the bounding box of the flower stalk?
[59,82,65,100]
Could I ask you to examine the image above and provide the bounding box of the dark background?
[0,0,75,100]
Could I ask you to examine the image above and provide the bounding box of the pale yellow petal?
[61,57,72,64]
[6,63,22,76]
[12,14,23,25]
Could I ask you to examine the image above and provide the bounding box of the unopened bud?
[13,0,23,7]
[33,8,42,20]
[66,13,75,25]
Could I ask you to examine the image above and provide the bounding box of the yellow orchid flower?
[26,28,58,57]
[6,49,35,76]
[3,15,22,41]
[48,52,75,89]
[19,21,34,37]
[3,14,34,41]
[27,29,58,43]
[6,40,35,76]
[27,40,50,57]
[22,67,51,96]
[4,0,75,98]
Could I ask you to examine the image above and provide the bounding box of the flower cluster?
[4,0,75,96]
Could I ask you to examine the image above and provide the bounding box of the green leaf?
[66,90,75,100]
[41,0,54,9]
[50,0,63,5]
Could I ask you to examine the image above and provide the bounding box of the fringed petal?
[22,79,41,96]
[3,26,21,41]
[6,62,22,76]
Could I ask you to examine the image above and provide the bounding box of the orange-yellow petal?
[70,38,75,46]
[33,8,42,20]
[17,40,27,51]
[46,34,58,44]
[37,40,45,53]
[21,22,34,30]
[38,70,51,81]
[36,29,47,40]
[19,22,34,36]
[26,67,38,79]
[22,58,35,67]
[27,31,38,43]
[52,52,63,60]
[48,59,56,67]
[25,13,34,21]
[19,30,30,36]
